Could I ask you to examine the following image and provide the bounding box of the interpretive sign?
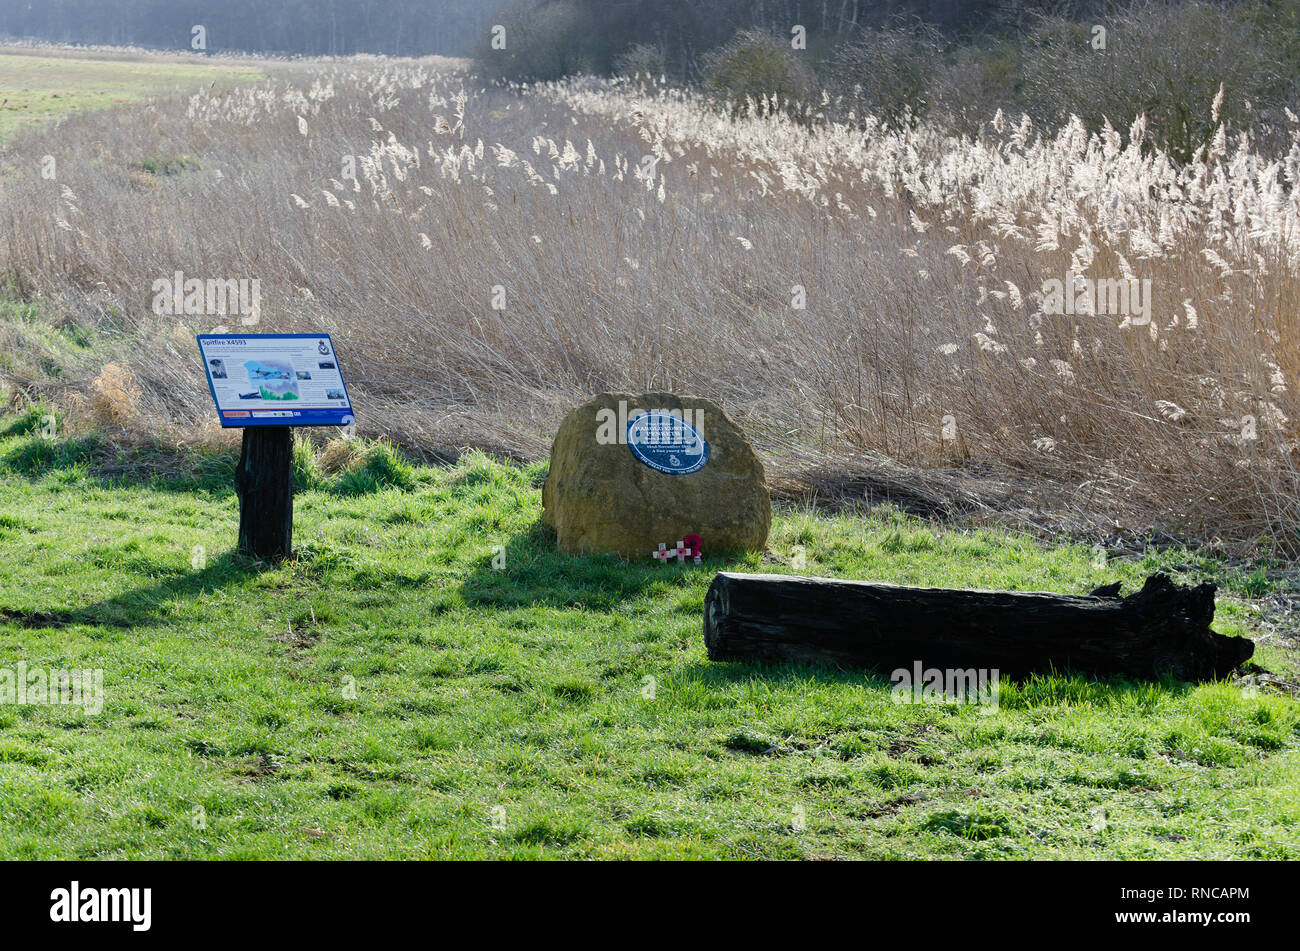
[196,333,354,427]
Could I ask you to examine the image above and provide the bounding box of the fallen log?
[703,572,1252,681]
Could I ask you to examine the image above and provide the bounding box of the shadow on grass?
[0,550,263,629]
[682,659,892,689]
[1,429,448,498]
[0,431,240,494]
[458,518,727,612]
[678,658,1197,701]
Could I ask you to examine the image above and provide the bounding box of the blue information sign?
[197,333,355,428]
[626,411,709,474]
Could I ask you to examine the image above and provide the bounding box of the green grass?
[128,154,202,177]
[0,420,1297,859]
[0,49,265,143]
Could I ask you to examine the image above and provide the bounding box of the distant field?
[0,48,265,141]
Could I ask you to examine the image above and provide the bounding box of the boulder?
[542,392,770,558]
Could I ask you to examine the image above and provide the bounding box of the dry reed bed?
[2,61,1299,551]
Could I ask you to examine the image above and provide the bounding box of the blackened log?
[234,427,293,562]
[703,572,1252,681]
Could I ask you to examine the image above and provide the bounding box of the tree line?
[471,0,1128,81]
[4,0,1296,163]
[473,0,1299,164]
[0,0,1120,60]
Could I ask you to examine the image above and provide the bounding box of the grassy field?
[0,410,1297,859]
[0,48,265,142]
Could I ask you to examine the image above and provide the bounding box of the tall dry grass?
[2,60,1299,551]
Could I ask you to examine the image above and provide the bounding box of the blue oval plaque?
[626,411,709,475]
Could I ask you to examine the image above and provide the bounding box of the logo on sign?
[626,411,709,474]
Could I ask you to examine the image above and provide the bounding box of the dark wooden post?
[235,427,294,561]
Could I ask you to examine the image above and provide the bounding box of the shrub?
[129,154,200,177]
[317,437,363,475]
[1020,1,1297,163]
[613,42,666,82]
[704,29,815,117]
[88,363,140,428]
[828,20,945,130]
[472,0,587,84]
[930,41,1022,138]
[333,441,416,495]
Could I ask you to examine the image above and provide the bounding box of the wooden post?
[235,427,294,562]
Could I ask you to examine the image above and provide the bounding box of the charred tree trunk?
[235,427,293,562]
[703,572,1252,681]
